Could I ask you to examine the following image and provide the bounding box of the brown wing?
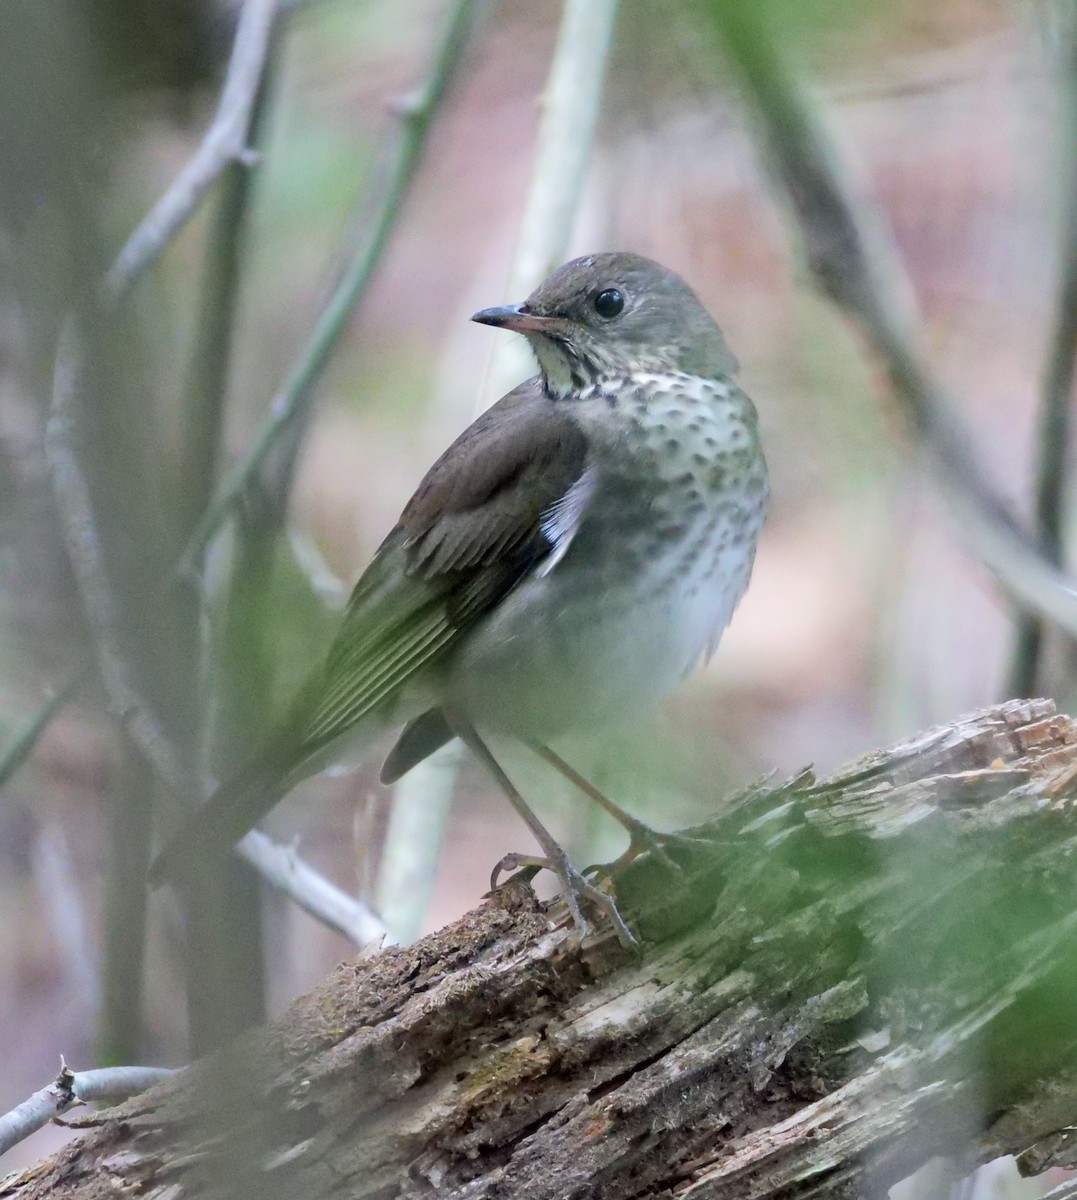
[399,379,588,578]
[294,379,590,753]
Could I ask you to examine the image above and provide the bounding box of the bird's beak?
[470,303,555,334]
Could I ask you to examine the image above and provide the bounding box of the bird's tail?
[148,755,289,888]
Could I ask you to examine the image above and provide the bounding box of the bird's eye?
[592,288,625,319]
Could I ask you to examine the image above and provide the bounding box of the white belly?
[444,534,754,740]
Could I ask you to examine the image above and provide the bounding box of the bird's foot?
[589,821,715,878]
[491,850,638,951]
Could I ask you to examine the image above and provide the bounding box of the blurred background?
[1,0,1074,1192]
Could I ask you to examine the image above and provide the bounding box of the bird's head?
[471,252,738,400]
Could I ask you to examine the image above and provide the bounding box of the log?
[5,699,1077,1199]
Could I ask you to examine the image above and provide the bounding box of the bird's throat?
[530,334,596,400]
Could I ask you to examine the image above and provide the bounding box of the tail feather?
[380,708,453,784]
[148,758,287,887]
[150,697,418,887]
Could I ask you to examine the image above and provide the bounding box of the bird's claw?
[489,849,638,951]
[490,852,544,892]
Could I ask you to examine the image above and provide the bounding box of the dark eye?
[592,288,625,319]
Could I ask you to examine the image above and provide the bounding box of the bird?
[150,251,769,947]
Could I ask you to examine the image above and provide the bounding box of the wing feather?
[288,379,590,760]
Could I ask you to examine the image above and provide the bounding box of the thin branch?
[286,528,349,608]
[479,0,621,408]
[98,751,154,1063]
[45,322,186,792]
[176,0,480,578]
[0,1061,176,1158]
[47,324,193,1054]
[102,0,278,302]
[169,0,476,953]
[237,830,391,948]
[1042,1179,1077,1200]
[178,56,276,547]
[174,34,282,1052]
[31,824,100,1019]
[0,668,85,793]
[377,743,462,943]
[379,0,621,942]
[709,3,1077,640]
[1010,6,1077,695]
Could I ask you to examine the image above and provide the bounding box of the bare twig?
[168,0,476,953]
[45,322,186,791]
[1010,7,1077,695]
[0,1061,176,1159]
[1042,1178,1077,1200]
[31,824,100,1018]
[179,55,276,547]
[99,752,154,1063]
[479,0,620,408]
[379,0,620,943]
[43,14,389,953]
[507,0,620,295]
[102,0,278,302]
[238,830,391,947]
[377,743,462,943]
[177,0,479,577]
[41,0,472,965]
[0,668,86,793]
[709,3,1077,639]
[47,322,196,1054]
[175,35,282,1051]
[286,529,349,608]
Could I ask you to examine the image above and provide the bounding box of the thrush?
[151,252,769,946]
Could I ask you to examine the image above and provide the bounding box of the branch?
[31,825,99,1016]
[8,701,1077,1197]
[98,751,154,1062]
[1010,6,1077,694]
[478,0,620,407]
[708,4,1077,640]
[376,742,462,942]
[173,31,283,1052]
[1043,1180,1077,1200]
[0,1061,176,1159]
[102,0,278,302]
[0,668,85,793]
[176,0,479,577]
[236,830,391,948]
[45,322,187,791]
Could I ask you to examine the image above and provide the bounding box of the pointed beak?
[470,303,555,334]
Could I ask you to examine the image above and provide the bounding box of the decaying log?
[6,699,1077,1199]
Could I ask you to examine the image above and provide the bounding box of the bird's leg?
[530,742,707,873]
[449,717,637,949]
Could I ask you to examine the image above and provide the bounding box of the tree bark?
[6,699,1077,1200]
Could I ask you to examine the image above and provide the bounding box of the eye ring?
[592,288,625,319]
